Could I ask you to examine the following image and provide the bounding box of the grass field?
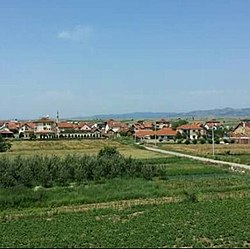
[1,139,250,247]
[158,143,250,165]
[0,139,168,159]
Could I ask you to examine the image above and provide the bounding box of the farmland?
[1,139,250,247]
[158,143,250,165]
[2,198,250,248]
[0,139,168,159]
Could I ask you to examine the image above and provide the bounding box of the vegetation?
[0,146,164,188]
[1,139,250,247]
[0,139,166,159]
[171,119,188,129]
[2,198,250,247]
[0,135,11,152]
[160,143,250,165]
[0,156,235,211]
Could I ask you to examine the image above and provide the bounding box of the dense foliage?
[0,135,11,152]
[0,146,163,188]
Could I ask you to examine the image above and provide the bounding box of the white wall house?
[34,117,57,139]
[19,123,35,139]
[177,123,207,140]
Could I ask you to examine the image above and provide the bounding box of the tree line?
[0,146,164,188]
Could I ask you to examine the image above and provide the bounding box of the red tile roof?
[107,120,128,129]
[0,129,13,134]
[177,123,203,130]
[156,128,177,136]
[34,117,55,123]
[57,122,74,129]
[5,122,20,130]
[20,122,35,129]
[135,128,177,138]
[135,130,155,138]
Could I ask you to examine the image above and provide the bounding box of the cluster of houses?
[0,117,129,140]
[0,116,250,144]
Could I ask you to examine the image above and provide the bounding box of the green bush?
[98,146,121,158]
[192,139,197,144]
[0,135,11,152]
[0,147,164,188]
[199,138,206,144]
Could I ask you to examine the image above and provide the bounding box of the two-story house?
[34,117,57,139]
[230,120,250,144]
[177,123,207,140]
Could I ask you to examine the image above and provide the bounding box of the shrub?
[199,138,206,144]
[98,146,121,158]
[0,148,165,188]
[215,139,220,144]
[192,139,197,144]
[207,139,213,144]
[184,139,190,145]
[0,135,11,152]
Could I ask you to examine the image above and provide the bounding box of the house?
[156,127,177,141]
[134,129,155,142]
[230,120,250,144]
[59,128,102,139]
[78,122,93,131]
[56,120,103,139]
[156,119,171,129]
[132,121,154,131]
[0,127,14,138]
[57,121,75,132]
[104,119,128,135]
[4,121,20,138]
[19,122,35,139]
[34,117,57,139]
[204,120,222,130]
[177,123,207,140]
[134,127,177,142]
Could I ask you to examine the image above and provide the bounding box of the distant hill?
[70,107,250,120]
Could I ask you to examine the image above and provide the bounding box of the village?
[0,114,249,144]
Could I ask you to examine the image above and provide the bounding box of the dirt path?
[144,146,250,171]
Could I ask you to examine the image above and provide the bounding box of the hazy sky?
[1,0,250,119]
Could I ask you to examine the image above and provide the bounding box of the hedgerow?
[0,147,164,188]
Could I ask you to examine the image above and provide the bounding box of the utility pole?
[212,126,215,157]
[155,122,157,147]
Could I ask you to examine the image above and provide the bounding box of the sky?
[1,0,250,119]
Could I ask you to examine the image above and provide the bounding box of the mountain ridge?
[69,107,250,120]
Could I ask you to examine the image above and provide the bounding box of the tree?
[171,119,188,129]
[0,135,12,152]
[97,146,121,158]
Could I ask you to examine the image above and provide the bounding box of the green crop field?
[2,198,250,248]
[1,140,250,247]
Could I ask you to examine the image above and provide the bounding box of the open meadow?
[0,139,168,159]
[1,139,250,247]
[158,143,250,165]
